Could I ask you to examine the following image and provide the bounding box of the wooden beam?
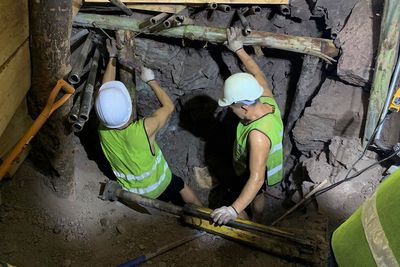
[74,13,338,62]
[29,0,74,197]
[126,4,187,13]
[85,0,289,4]
[0,0,29,68]
[0,41,31,137]
[363,0,400,143]
[0,99,32,159]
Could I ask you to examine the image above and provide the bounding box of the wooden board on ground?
[0,99,33,159]
[85,0,289,4]
[0,0,29,68]
[0,41,31,137]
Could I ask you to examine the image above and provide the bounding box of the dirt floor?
[0,136,312,267]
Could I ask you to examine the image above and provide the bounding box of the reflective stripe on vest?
[233,96,284,186]
[99,119,172,198]
[127,162,169,195]
[361,192,399,267]
[113,152,163,181]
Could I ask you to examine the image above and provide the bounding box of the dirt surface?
[0,137,306,267]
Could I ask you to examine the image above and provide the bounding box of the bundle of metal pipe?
[79,47,101,122]
[68,32,94,85]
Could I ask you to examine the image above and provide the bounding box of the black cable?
[312,112,392,198]
[314,149,398,197]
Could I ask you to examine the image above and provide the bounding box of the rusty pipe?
[79,47,100,122]
[0,80,75,180]
[68,32,94,85]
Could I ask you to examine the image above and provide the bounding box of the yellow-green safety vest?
[233,96,284,186]
[332,168,400,266]
[98,118,172,199]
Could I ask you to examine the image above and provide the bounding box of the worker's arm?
[231,130,270,213]
[226,27,273,97]
[102,38,117,84]
[236,49,273,97]
[211,130,270,225]
[140,67,175,140]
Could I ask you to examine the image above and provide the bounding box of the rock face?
[336,0,381,86]
[293,78,367,154]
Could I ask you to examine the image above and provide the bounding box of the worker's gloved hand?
[211,206,238,225]
[140,66,156,83]
[225,27,243,53]
[106,38,118,58]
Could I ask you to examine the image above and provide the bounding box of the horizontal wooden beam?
[126,4,187,13]
[74,13,338,62]
[85,0,289,4]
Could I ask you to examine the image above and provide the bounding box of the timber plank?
[0,41,31,137]
[126,4,187,13]
[85,0,288,4]
[0,0,29,68]
[0,98,32,158]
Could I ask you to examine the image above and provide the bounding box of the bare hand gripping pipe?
[0,80,75,180]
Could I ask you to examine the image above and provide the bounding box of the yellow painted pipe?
[0,80,75,180]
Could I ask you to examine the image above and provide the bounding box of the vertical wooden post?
[363,0,400,144]
[29,0,75,197]
[116,30,138,120]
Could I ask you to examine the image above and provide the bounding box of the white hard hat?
[95,81,132,128]
[218,73,263,107]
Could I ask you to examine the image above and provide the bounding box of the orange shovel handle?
[0,80,75,180]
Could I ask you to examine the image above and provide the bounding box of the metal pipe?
[278,4,291,16]
[242,6,261,16]
[72,119,85,132]
[109,0,133,16]
[216,4,231,12]
[69,92,82,123]
[237,9,252,36]
[68,32,94,85]
[70,29,89,50]
[250,6,261,14]
[141,13,170,32]
[375,52,400,140]
[207,3,218,10]
[79,47,100,122]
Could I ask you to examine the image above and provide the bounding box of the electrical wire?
[312,112,393,197]
[314,149,399,197]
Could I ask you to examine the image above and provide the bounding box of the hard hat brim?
[218,98,233,107]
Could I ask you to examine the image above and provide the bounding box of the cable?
[312,112,393,198]
[314,149,398,197]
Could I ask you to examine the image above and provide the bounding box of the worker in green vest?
[211,28,284,225]
[95,38,201,206]
[331,167,400,266]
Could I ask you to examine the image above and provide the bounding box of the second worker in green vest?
[95,38,202,207]
[211,28,284,225]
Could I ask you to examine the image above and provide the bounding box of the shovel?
[0,79,75,180]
